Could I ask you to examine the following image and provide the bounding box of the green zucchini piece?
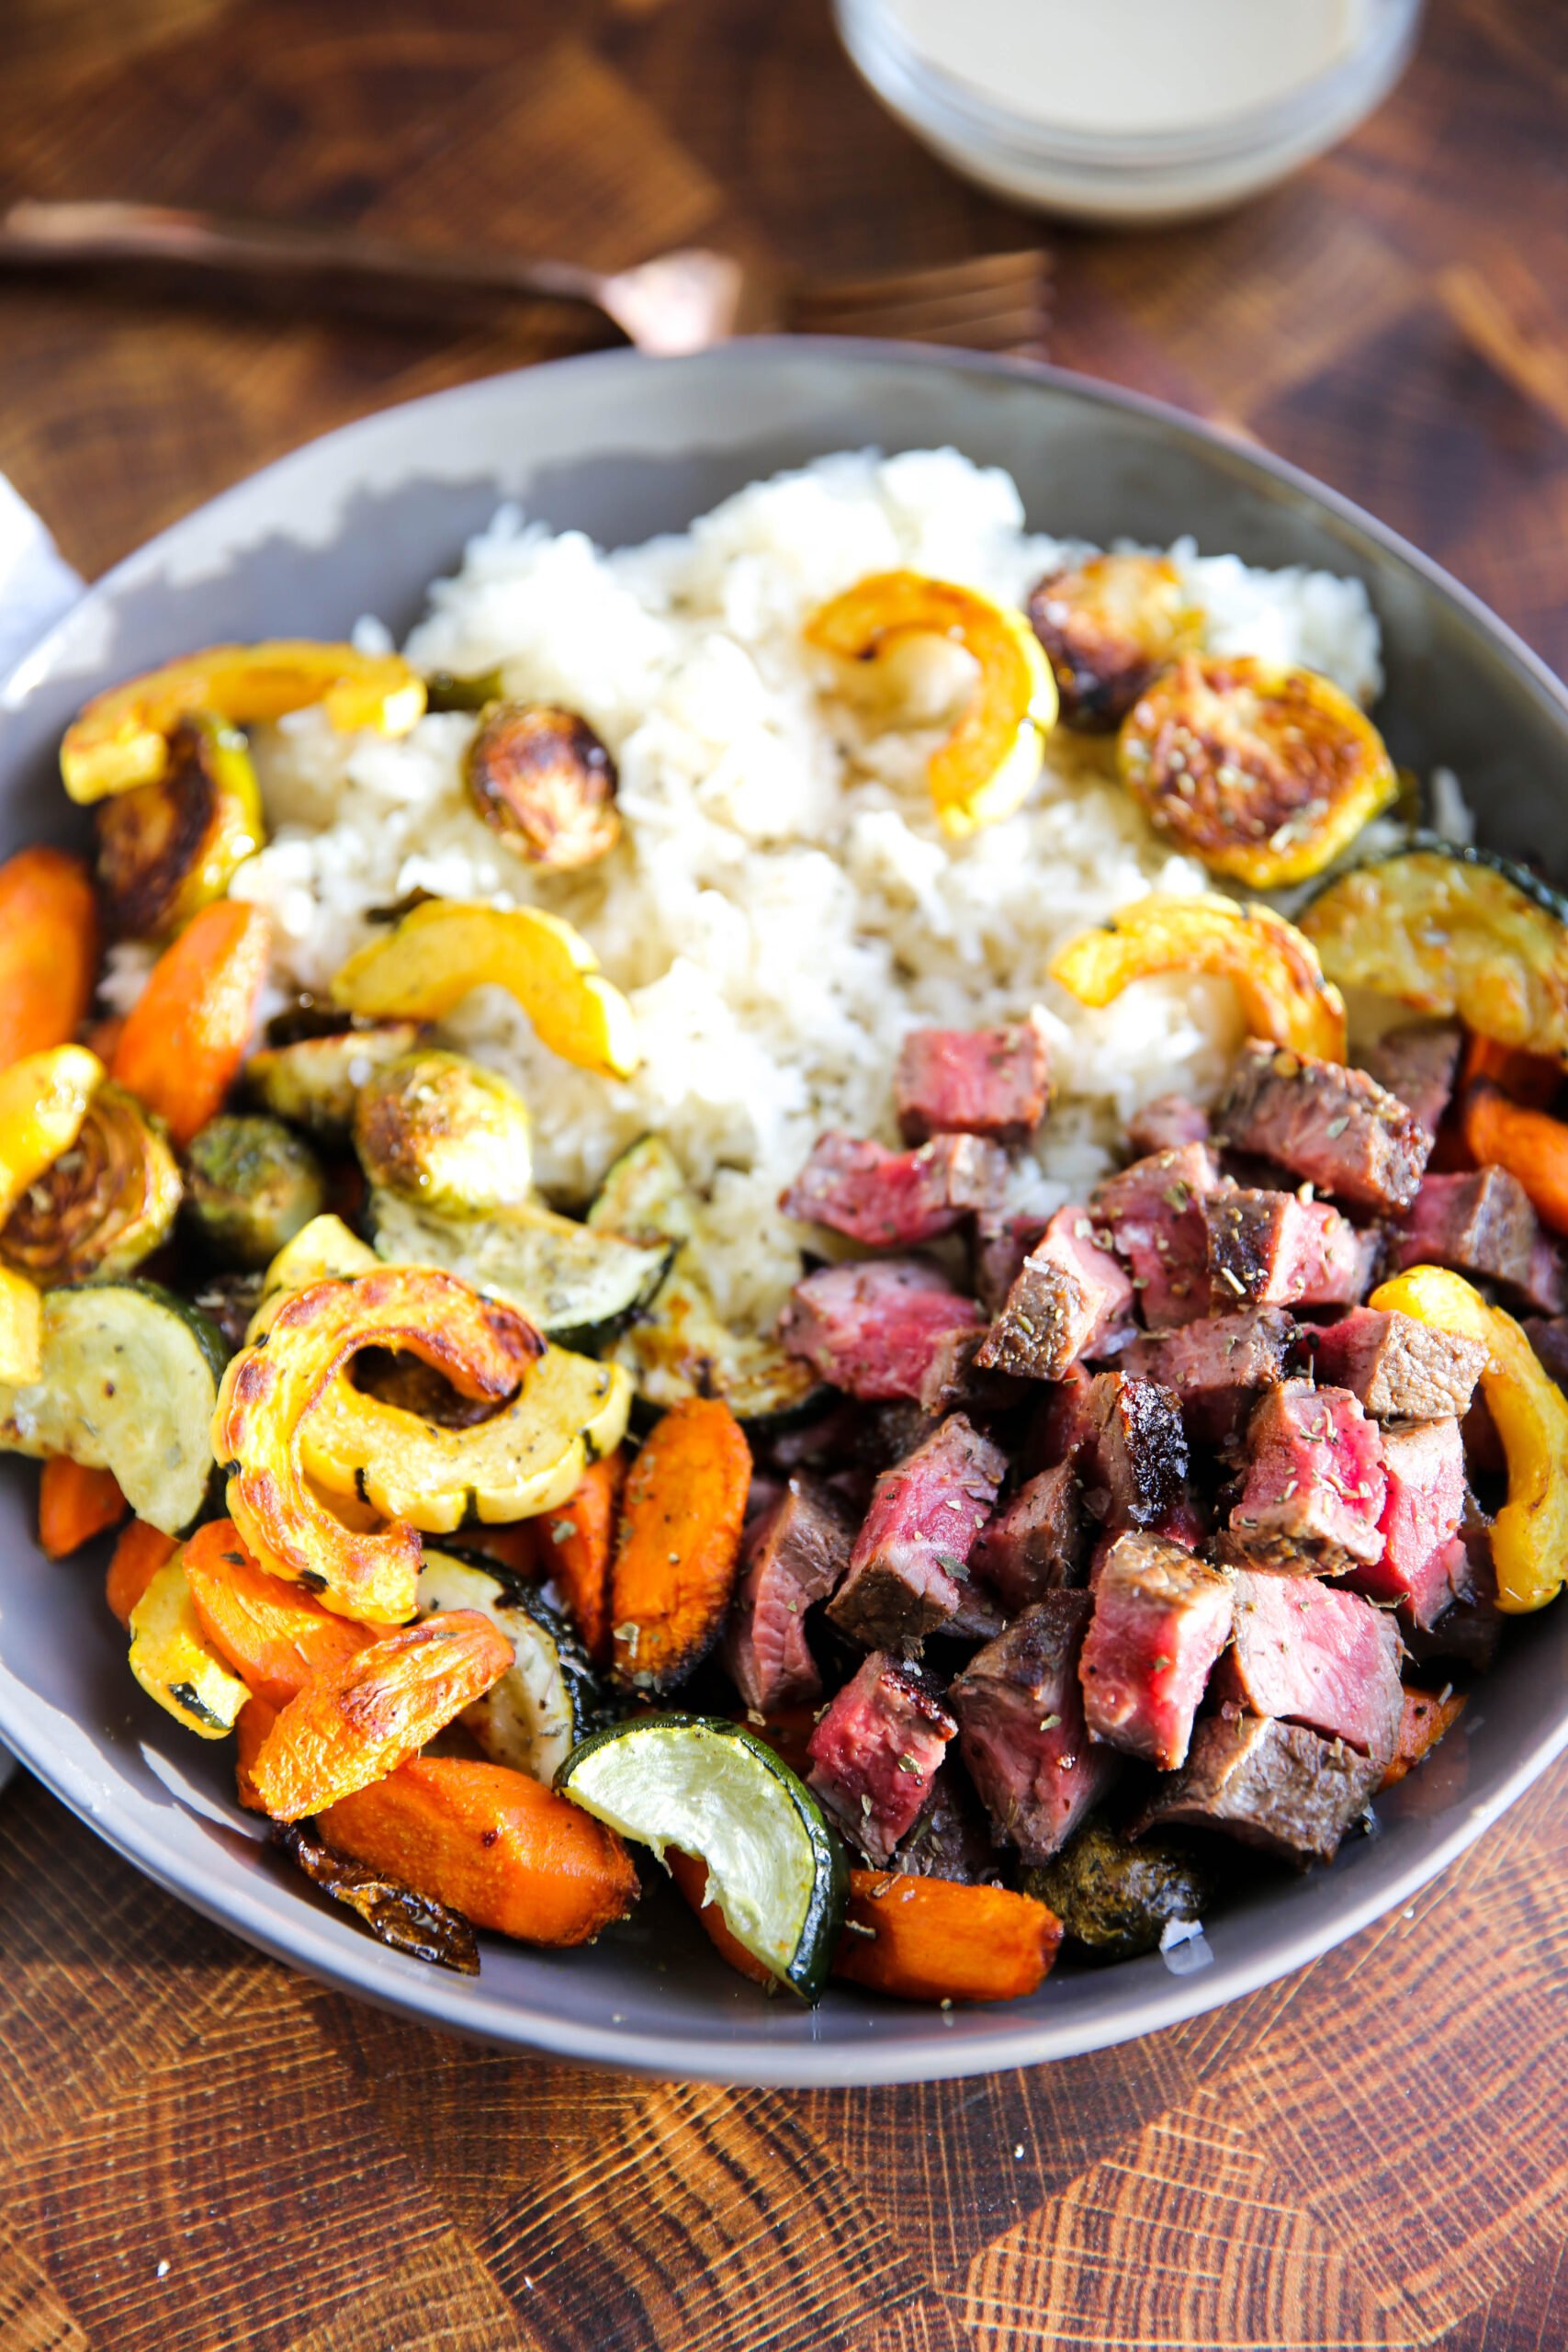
[370,1189,672,1348]
[557,1713,847,2001]
[417,1549,607,1783]
[1300,833,1568,1059]
[0,1281,227,1534]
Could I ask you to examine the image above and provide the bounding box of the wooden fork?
[0,200,1051,357]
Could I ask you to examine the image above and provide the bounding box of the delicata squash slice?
[1049,893,1348,1062]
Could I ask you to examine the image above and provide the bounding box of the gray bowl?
[3,342,1565,2086]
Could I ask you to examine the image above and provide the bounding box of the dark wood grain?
[2,3,1567,2347]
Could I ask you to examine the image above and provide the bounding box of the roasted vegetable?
[0,1281,226,1532]
[128,1551,252,1737]
[417,1550,606,1782]
[558,1713,845,1998]
[369,1189,672,1348]
[245,1019,424,1142]
[0,847,99,1069]
[1371,1264,1568,1612]
[423,665,506,713]
[106,1518,178,1627]
[805,570,1057,839]
[247,1212,378,1341]
[1050,893,1348,1062]
[0,1081,181,1286]
[834,1871,1062,2002]
[0,1046,103,1226]
[609,1395,751,1692]
[111,899,271,1148]
[61,640,425,803]
[1302,839,1568,1061]
[666,1845,773,1985]
[536,1451,626,1666]
[213,1265,543,1623]
[320,1753,638,1945]
[331,898,638,1081]
[38,1456,126,1558]
[184,1114,327,1270]
[275,1820,479,1973]
[1026,552,1201,729]
[182,1518,370,1707]
[1379,1684,1468,1792]
[0,1268,41,1384]
[1021,1816,1218,1962]
[466,701,620,869]
[94,713,264,940]
[353,1048,533,1217]
[1462,1084,1568,1236]
[1119,655,1396,887]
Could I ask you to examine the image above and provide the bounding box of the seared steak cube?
[1360,1021,1462,1142]
[893,1766,1004,1884]
[1059,1371,1195,1539]
[950,1593,1118,1864]
[1394,1167,1565,1314]
[722,1475,856,1713]
[1205,1188,1380,1309]
[1310,1306,1486,1421]
[779,1259,986,1401]
[1348,1417,1465,1609]
[828,1413,1007,1651]
[976,1207,1134,1379]
[1127,1094,1211,1157]
[1219,1570,1404,1759]
[1215,1038,1431,1209]
[1077,1532,1234,1770]
[1134,1711,1382,1868]
[970,1462,1089,1609]
[1222,1381,1386,1574]
[973,1211,1051,1317]
[1121,1307,1298,1444]
[1401,1504,1499,1668]
[806,1651,955,1867]
[781,1129,1009,1247]
[1091,1141,1224,1329]
[894,1023,1050,1147]
[916,1325,1027,1419]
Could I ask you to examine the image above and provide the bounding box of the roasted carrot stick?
[318,1754,638,1945]
[183,1518,372,1709]
[0,847,98,1071]
[540,1448,626,1667]
[1463,1082,1568,1235]
[832,1871,1062,2004]
[666,1846,773,1986]
[105,1519,178,1627]
[38,1457,127,1558]
[1462,1033,1562,1111]
[609,1403,750,1691]
[1379,1685,1468,1791]
[235,1695,278,1813]
[110,899,270,1146]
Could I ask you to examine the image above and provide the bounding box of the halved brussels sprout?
[95,713,264,941]
[1050,892,1348,1062]
[0,1081,181,1284]
[245,1019,424,1143]
[1026,553,1202,729]
[185,1114,327,1270]
[353,1048,533,1217]
[1119,654,1397,887]
[1022,1816,1219,1962]
[466,702,621,870]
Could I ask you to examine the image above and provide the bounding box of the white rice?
[130,448,1386,1331]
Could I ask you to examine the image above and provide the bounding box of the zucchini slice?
[129,1553,250,1737]
[417,1549,605,1783]
[0,1281,226,1534]
[370,1189,672,1348]
[557,1713,847,2000]
[1301,836,1568,1060]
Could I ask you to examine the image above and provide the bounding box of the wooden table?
[3,4,1568,2346]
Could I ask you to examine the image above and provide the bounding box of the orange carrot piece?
[540,1449,626,1667]
[235,1695,279,1813]
[1462,1033,1562,1110]
[833,1871,1062,2004]
[183,1517,373,1709]
[250,1611,513,1821]
[1379,1685,1468,1792]
[457,1521,541,1581]
[666,1845,773,1986]
[0,847,98,1072]
[609,1403,750,1691]
[105,1519,178,1627]
[38,1457,127,1558]
[1463,1083,1568,1235]
[110,899,270,1146]
[319,1753,638,1945]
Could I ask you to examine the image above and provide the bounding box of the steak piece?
[1134,1711,1382,1868]
[1219,1570,1404,1758]
[1310,1306,1486,1421]
[1120,1307,1298,1444]
[806,1651,955,1867]
[780,1129,1009,1247]
[892,1765,1003,1883]
[1091,1141,1224,1329]
[828,1413,1008,1651]
[1394,1167,1565,1314]
[1077,1532,1234,1770]
[972,1211,1052,1317]
[1222,1381,1386,1573]
[1059,1371,1196,1540]
[894,1023,1051,1147]
[722,1475,856,1713]
[1401,1506,1500,1668]
[976,1206,1134,1380]
[1348,1417,1465,1609]
[779,1260,987,1401]
[1127,1094,1211,1157]
[950,1593,1118,1863]
[1205,1188,1380,1309]
[970,1461,1089,1609]
[1524,1315,1568,1392]
[916,1325,1027,1419]
[1360,1021,1463,1142]
[1215,1038,1431,1209]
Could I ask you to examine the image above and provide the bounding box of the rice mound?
[195,448,1383,1331]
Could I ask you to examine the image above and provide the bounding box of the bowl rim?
[4,334,1568,2086]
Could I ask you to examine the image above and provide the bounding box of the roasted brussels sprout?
[353,1048,533,1217]
[1026,552,1201,729]
[94,714,265,942]
[465,701,620,869]
[245,1018,424,1142]
[0,1081,181,1285]
[184,1114,328,1269]
[1022,1816,1219,1962]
